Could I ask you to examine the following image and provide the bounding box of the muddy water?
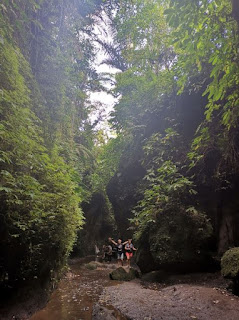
[30,258,125,320]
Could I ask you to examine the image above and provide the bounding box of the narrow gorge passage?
[1,0,239,319]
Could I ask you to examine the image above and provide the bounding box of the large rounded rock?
[221,247,239,294]
[109,267,139,281]
[221,247,239,279]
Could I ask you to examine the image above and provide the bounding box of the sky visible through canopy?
[89,12,119,136]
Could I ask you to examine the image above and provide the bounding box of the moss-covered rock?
[109,267,139,281]
[221,247,239,279]
[128,268,140,280]
[135,209,213,273]
[84,262,98,270]
[221,247,239,295]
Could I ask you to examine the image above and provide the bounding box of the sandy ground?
[99,280,239,320]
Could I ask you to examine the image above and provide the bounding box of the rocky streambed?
[2,258,239,320]
[29,259,127,320]
[100,280,239,320]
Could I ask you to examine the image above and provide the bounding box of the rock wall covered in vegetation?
[96,0,239,272]
[0,0,103,292]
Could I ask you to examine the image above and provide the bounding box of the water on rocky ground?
[30,258,127,320]
[23,258,239,320]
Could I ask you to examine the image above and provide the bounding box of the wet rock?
[221,247,239,294]
[109,267,139,281]
[84,262,98,270]
[128,268,140,280]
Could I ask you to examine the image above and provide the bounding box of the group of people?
[101,237,137,267]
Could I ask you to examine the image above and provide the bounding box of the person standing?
[125,239,137,267]
[105,244,113,262]
[108,238,128,266]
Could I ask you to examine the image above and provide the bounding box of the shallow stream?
[30,258,126,320]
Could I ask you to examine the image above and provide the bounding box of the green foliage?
[1,0,239,286]
[148,210,212,265]
[0,34,84,284]
[132,160,199,240]
[106,0,239,181]
[166,0,238,127]
[109,0,175,133]
[102,0,239,243]
[95,0,217,263]
[221,247,239,279]
[131,158,212,264]
[0,0,106,288]
[90,135,127,193]
[164,0,239,174]
[73,134,127,256]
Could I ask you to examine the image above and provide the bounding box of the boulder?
[84,262,98,270]
[221,247,239,294]
[109,267,139,281]
[221,247,239,279]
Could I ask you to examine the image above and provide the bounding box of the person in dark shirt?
[108,237,128,266]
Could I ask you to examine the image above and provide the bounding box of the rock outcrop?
[109,267,140,281]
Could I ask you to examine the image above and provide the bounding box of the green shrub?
[132,160,213,267]
[221,247,239,279]
[221,247,239,295]
[148,209,212,265]
[0,36,84,288]
[109,267,139,281]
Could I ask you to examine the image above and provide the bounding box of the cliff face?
[103,91,239,272]
[73,0,239,273]
[107,159,239,269]
[215,186,239,254]
[107,161,146,239]
[106,167,239,272]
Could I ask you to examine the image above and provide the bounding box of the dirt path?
[99,280,239,320]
